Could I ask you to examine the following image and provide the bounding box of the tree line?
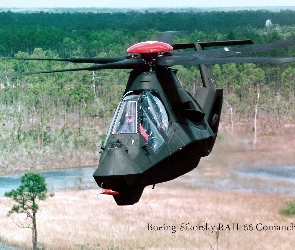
[1,10,295,55]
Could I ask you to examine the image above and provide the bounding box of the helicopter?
[1,37,295,205]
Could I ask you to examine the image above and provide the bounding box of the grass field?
[1,130,295,249]
[1,187,294,249]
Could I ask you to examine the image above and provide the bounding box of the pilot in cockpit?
[116,112,136,134]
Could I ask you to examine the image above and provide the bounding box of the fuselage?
[93,68,217,205]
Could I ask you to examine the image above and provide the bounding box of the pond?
[1,165,295,197]
[0,167,97,197]
[183,165,295,196]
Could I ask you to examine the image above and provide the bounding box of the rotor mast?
[194,42,217,89]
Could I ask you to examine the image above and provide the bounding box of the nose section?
[93,143,143,190]
[93,143,146,205]
[94,174,140,191]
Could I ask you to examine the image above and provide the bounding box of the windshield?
[138,92,169,151]
[112,94,139,134]
[140,92,169,135]
[107,91,169,152]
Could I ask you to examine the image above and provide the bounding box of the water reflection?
[0,167,97,197]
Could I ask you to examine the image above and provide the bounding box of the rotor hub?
[127,41,173,55]
[127,41,173,69]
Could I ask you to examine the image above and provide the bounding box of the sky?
[0,0,294,9]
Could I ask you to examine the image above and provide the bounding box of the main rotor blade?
[229,39,295,56]
[157,56,295,66]
[0,56,130,64]
[172,39,254,50]
[171,39,295,60]
[1,58,146,77]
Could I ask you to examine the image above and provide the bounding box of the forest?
[0,10,295,173]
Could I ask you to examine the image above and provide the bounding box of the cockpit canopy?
[108,91,169,151]
[112,95,138,134]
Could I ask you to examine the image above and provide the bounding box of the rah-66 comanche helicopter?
[2,37,295,205]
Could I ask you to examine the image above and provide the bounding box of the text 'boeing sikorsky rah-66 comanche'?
[2,36,295,205]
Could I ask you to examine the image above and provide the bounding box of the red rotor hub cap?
[127,41,173,54]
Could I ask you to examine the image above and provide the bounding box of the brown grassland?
[1,128,295,249]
